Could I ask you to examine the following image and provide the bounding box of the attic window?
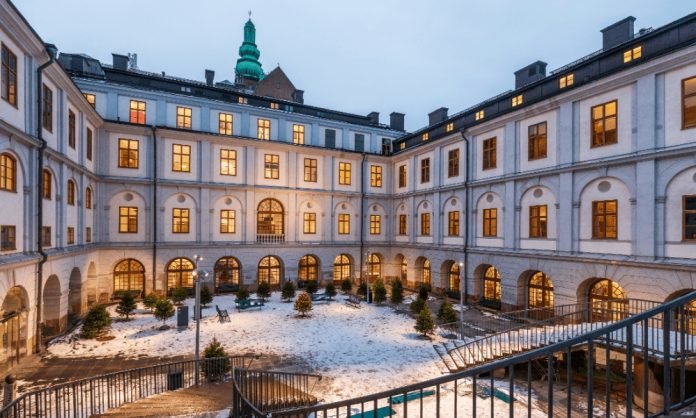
[238,97,247,104]
[512,95,523,107]
[399,143,406,150]
[475,110,484,121]
[422,132,429,141]
[270,102,280,110]
[446,122,455,133]
[560,74,574,89]
[623,45,642,63]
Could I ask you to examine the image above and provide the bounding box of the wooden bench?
[310,293,328,302]
[215,305,230,322]
[235,298,265,312]
[346,294,361,308]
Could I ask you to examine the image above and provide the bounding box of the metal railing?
[256,234,285,244]
[256,291,696,418]
[1,356,252,418]
[231,368,322,417]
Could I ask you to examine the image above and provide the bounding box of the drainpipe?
[359,153,366,287]
[461,134,470,305]
[35,44,57,353]
[151,127,158,294]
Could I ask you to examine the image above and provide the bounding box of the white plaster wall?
[249,115,278,140]
[108,191,147,243]
[210,195,243,243]
[107,132,148,178]
[211,144,244,184]
[441,143,466,187]
[664,62,696,147]
[297,199,323,243]
[578,177,632,255]
[475,127,505,180]
[519,185,557,251]
[162,137,198,181]
[664,166,696,258]
[210,109,242,136]
[476,192,504,248]
[296,153,324,190]
[394,160,410,193]
[0,34,25,131]
[117,96,156,125]
[519,110,558,172]
[416,200,433,244]
[162,193,197,243]
[415,151,434,191]
[578,85,633,162]
[332,201,358,242]
[255,150,288,187]
[165,103,200,131]
[333,158,358,192]
[442,196,464,246]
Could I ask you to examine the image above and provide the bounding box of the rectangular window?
[303,158,317,182]
[292,124,305,145]
[422,132,429,142]
[591,100,618,147]
[83,93,96,108]
[129,100,146,124]
[528,122,548,160]
[355,133,365,152]
[482,137,497,170]
[86,128,93,161]
[592,200,618,239]
[448,149,459,177]
[219,113,233,135]
[118,138,139,169]
[67,181,75,205]
[682,76,696,129]
[42,170,51,199]
[448,211,460,236]
[623,45,642,63]
[512,94,523,107]
[684,196,696,240]
[68,110,76,149]
[560,73,574,89]
[338,213,350,235]
[483,208,497,237]
[475,110,484,121]
[41,226,51,247]
[0,225,16,251]
[67,227,75,245]
[369,215,381,235]
[238,96,247,104]
[176,106,192,129]
[420,213,431,236]
[270,102,279,110]
[220,209,236,233]
[220,149,237,176]
[398,165,407,188]
[85,227,92,243]
[420,158,430,183]
[325,129,336,149]
[446,122,455,133]
[529,205,548,238]
[1,44,17,106]
[172,144,191,172]
[118,206,138,233]
[264,154,280,179]
[257,118,271,140]
[42,84,53,132]
[381,138,391,155]
[338,162,351,185]
[172,208,190,233]
[398,214,407,235]
[370,165,382,187]
[304,213,317,234]
[399,143,405,150]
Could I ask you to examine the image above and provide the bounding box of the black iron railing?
[0,356,252,418]
[231,368,322,417]
[247,291,696,418]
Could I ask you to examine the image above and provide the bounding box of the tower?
[235,13,264,88]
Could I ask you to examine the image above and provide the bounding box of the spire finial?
[248,10,252,19]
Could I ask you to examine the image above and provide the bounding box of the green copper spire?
[235,14,264,81]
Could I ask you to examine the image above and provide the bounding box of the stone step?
[432,344,459,373]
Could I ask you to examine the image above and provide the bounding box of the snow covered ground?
[48,292,449,403]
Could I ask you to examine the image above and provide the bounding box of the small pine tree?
[82,304,111,339]
[324,282,337,300]
[202,337,230,381]
[200,285,213,307]
[154,299,175,327]
[437,299,458,323]
[236,287,250,301]
[341,279,352,293]
[281,281,296,301]
[418,283,429,301]
[256,281,271,301]
[415,305,435,337]
[115,293,137,320]
[372,279,387,304]
[143,292,159,313]
[357,282,367,296]
[390,279,404,304]
[294,292,313,317]
[410,297,425,314]
[305,280,318,294]
[170,287,187,305]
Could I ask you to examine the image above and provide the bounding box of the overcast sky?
[16,1,696,131]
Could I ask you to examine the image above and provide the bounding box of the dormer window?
[399,143,405,150]
[270,102,280,110]
[238,97,247,104]
[560,74,574,89]
[475,110,484,121]
[422,132,429,141]
[512,95,523,107]
[623,45,642,63]
[446,122,454,133]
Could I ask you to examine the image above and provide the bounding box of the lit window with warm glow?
[446,122,454,132]
[370,165,382,188]
[369,215,381,235]
[623,45,642,63]
[292,124,305,144]
[257,119,271,140]
[422,132,429,141]
[220,149,237,176]
[475,110,484,121]
[338,213,350,235]
[129,100,146,124]
[172,144,191,172]
[219,113,233,135]
[176,106,192,129]
[270,102,280,110]
[512,95,523,107]
[238,97,247,104]
[83,93,96,108]
[338,162,351,185]
[560,73,574,88]
[264,154,280,179]
[399,142,405,150]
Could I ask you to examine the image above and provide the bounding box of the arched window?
[214,256,240,291]
[333,254,352,281]
[0,153,17,192]
[299,255,319,282]
[422,259,431,285]
[449,263,460,292]
[113,259,145,294]
[42,169,51,199]
[483,266,501,304]
[167,258,194,291]
[67,179,76,205]
[257,199,284,242]
[528,272,554,309]
[588,279,627,322]
[367,253,381,278]
[258,256,281,285]
[85,187,92,209]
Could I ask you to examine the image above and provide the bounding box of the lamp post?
[459,261,464,338]
[192,254,208,385]
[365,251,371,304]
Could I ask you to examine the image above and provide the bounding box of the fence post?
[2,375,15,408]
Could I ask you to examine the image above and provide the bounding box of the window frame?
[176,106,192,129]
[129,100,146,124]
[172,208,190,234]
[220,149,237,176]
[42,169,51,199]
[66,180,76,206]
[86,128,93,161]
[292,124,305,145]
[529,204,548,238]
[420,158,430,183]
[623,45,642,63]
[338,213,350,235]
[118,138,140,169]
[264,154,280,179]
[68,110,76,149]
[0,153,17,192]
[528,121,548,161]
[398,214,407,235]
[369,214,381,235]
[338,162,351,185]
[1,44,17,107]
[304,158,317,182]
[591,100,618,148]
[683,195,696,241]
[118,206,138,233]
[682,76,696,130]
[66,227,75,245]
[370,165,382,188]
[220,209,236,233]
[559,73,574,89]
[257,118,271,140]
[420,212,431,236]
[172,143,191,173]
[303,212,317,234]
[83,93,96,108]
[483,208,497,237]
[448,149,459,177]
[0,225,16,251]
[592,199,618,240]
[42,84,53,132]
[448,211,460,236]
[482,137,497,170]
[398,165,407,188]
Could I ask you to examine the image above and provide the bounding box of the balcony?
[256,234,285,244]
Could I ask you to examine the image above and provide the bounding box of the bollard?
[3,374,16,407]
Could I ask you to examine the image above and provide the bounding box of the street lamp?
[192,254,208,385]
[365,251,371,304]
[459,261,464,338]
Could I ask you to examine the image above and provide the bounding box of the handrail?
[231,368,322,416]
[270,291,696,417]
